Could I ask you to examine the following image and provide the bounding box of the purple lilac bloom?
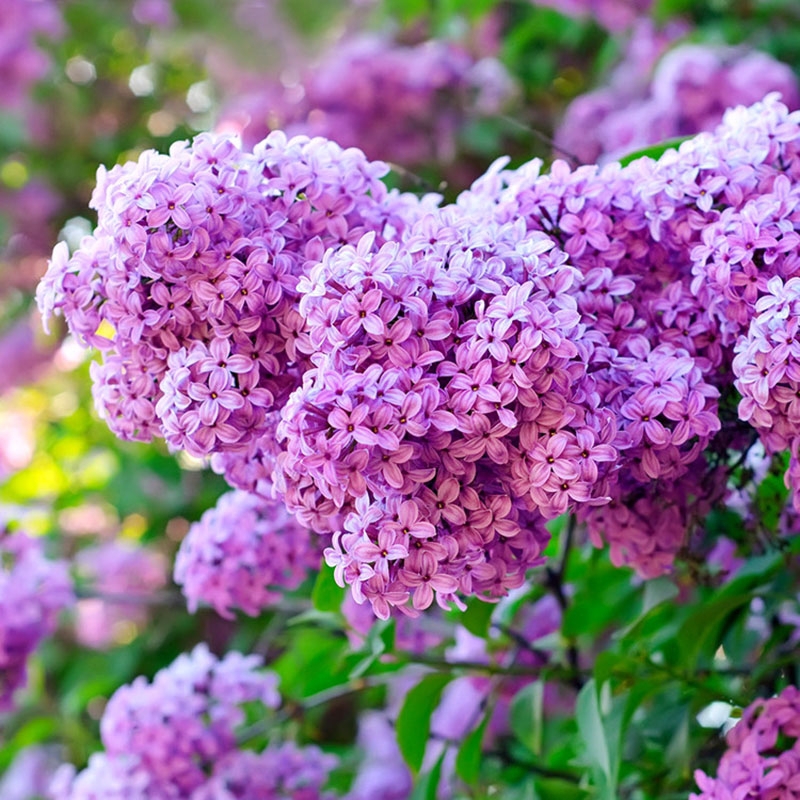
[37,131,425,459]
[276,202,604,616]
[73,540,168,649]
[0,0,62,113]
[38,92,800,615]
[52,645,282,800]
[174,489,321,618]
[0,526,73,711]
[216,33,516,170]
[459,147,723,575]
[691,685,800,799]
[556,43,799,164]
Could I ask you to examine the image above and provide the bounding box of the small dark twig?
[544,515,583,690]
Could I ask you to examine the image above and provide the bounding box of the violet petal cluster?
[38,132,422,459]
[691,685,800,799]
[174,489,321,618]
[556,41,799,164]
[0,527,73,711]
[48,644,333,800]
[38,93,800,620]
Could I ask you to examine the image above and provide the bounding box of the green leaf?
[677,592,754,668]
[510,681,544,755]
[396,673,453,773]
[460,597,495,638]
[455,712,489,785]
[348,619,394,679]
[410,749,446,800]
[575,680,621,798]
[617,136,692,166]
[311,566,345,613]
[534,778,591,800]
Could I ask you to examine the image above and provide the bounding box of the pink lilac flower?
[0,525,72,710]
[556,42,799,164]
[39,92,800,616]
[174,489,321,618]
[37,131,426,460]
[52,645,282,800]
[691,685,800,800]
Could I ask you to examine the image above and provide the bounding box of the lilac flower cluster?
[39,93,800,617]
[556,42,799,164]
[216,33,515,169]
[691,685,800,799]
[51,644,335,800]
[277,207,599,616]
[0,526,73,711]
[38,132,419,459]
[73,540,167,648]
[0,0,62,112]
[458,151,724,574]
[174,489,321,618]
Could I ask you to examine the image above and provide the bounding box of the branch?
[544,515,583,690]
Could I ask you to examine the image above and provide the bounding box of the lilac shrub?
[174,489,321,618]
[38,94,800,621]
[0,525,73,711]
[691,685,800,799]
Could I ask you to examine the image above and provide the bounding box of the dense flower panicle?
[174,489,321,618]
[557,42,799,163]
[217,33,515,169]
[691,685,800,799]
[275,199,625,615]
[457,147,729,575]
[37,131,421,456]
[73,540,167,649]
[0,527,73,710]
[50,645,341,800]
[52,645,280,800]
